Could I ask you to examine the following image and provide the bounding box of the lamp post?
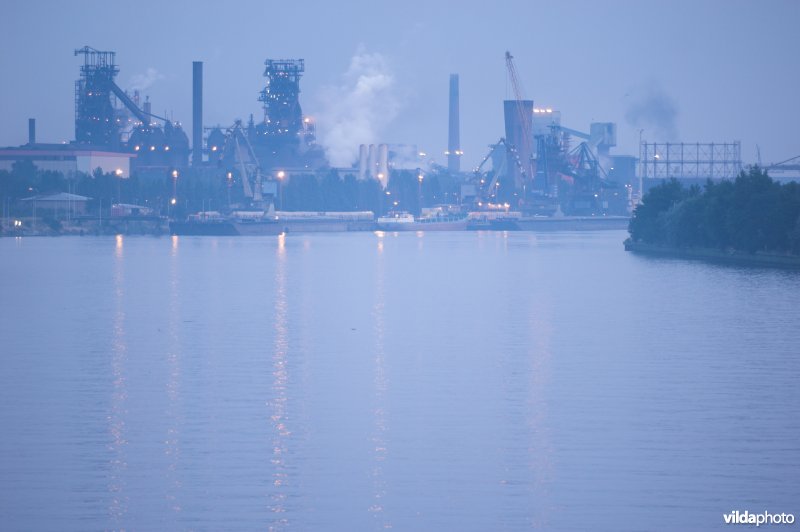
[171,169,179,210]
[638,129,644,203]
[115,168,124,205]
[226,171,233,209]
[276,170,285,211]
[417,170,424,214]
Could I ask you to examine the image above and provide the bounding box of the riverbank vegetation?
[0,161,459,220]
[628,167,800,255]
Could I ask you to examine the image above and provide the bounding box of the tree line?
[628,167,800,254]
[1,162,462,218]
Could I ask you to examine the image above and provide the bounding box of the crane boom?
[504,52,535,181]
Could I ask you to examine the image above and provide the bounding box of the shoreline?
[624,239,800,269]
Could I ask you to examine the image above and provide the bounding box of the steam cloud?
[128,68,165,92]
[625,81,679,141]
[317,48,400,167]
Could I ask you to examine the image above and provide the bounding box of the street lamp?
[171,168,179,204]
[226,171,233,208]
[276,170,285,210]
[638,129,645,203]
[417,170,424,213]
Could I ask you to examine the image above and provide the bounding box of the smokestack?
[448,74,460,173]
[378,144,389,187]
[28,118,36,145]
[143,98,152,120]
[358,144,368,180]
[192,61,203,167]
[368,144,377,179]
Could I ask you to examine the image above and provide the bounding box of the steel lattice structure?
[640,142,742,179]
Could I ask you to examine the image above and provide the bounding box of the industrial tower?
[257,59,305,145]
[74,47,121,147]
[73,46,189,169]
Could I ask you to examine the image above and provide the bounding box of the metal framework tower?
[257,59,304,145]
[74,46,120,146]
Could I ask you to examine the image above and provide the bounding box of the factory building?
[0,138,133,178]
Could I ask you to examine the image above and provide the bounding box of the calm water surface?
[1,230,798,531]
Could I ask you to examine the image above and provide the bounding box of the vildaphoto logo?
[723,510,795,526]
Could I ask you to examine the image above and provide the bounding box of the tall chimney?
[28,118,36,145]
[192,61,203,167]
[447,74,461,174]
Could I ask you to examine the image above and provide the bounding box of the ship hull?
[377,220,468,231]
[171,219,376,236]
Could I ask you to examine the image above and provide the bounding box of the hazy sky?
[1,0,798,168]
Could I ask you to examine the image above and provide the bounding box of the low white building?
[0,144,133,178]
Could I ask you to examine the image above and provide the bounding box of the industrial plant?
[0,44,768,235]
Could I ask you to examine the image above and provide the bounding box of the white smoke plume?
[317,48,400,167]
[624,81,679,141]
[128,68,165,92]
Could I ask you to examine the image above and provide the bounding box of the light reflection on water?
[165,232,182,516]
[109,233,128,525]
[0,231,799,531]
[269,232,290,529]
[369,232,391,528]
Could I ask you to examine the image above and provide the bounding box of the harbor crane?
[505,51,535,185]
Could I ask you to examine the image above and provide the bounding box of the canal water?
[1,231,798,531]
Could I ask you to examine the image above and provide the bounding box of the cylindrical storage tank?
[367,144,377,179]
[358,144,368,180]
[378,144,389,188]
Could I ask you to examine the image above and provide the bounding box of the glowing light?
[164,146,170,151]
[277,170,286,179]
[134,145,140,151]
[172,170,179,178]
[211,146,217,151]
[150,146,155,151]
[115,168,123,177]
[170,198,177,205]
